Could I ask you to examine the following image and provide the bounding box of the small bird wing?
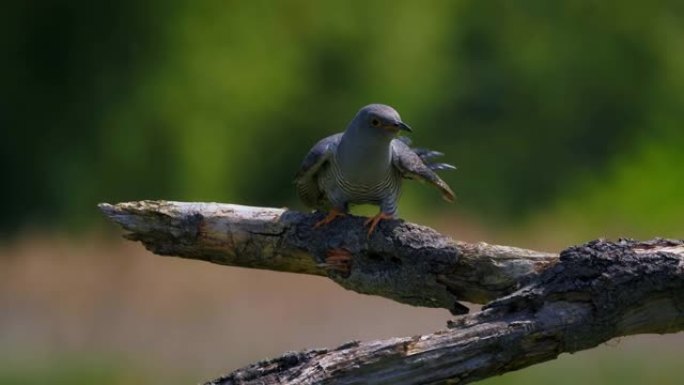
[391,139,456,202]
[294,133,342,209]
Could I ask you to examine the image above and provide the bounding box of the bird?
[295,104,456,237]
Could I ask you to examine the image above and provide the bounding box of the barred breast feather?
[295,134,455,212]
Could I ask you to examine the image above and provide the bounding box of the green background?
[1,1,682,384]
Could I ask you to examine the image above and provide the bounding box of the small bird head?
[349,104,412,139]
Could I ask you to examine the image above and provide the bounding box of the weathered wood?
[98,201,684,385]
[204,239,684,385]
[98,200,556,313]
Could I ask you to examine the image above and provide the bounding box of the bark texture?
[99,200,556,313]
[205,239,683,385]
[99,200,684,385]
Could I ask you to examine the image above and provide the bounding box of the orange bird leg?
[313,208,346,229]
[364,212,393,237]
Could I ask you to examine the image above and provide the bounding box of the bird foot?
[314,209,346,229]
[364,212,393,237]
[320,248,352,276]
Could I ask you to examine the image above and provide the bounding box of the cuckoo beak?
[394,121,412,132]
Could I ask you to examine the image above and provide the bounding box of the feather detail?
[428,162,457,171]
[391,139,456,203]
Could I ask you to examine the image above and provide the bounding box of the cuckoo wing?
[391,138,456,202]
[294,133,342,209]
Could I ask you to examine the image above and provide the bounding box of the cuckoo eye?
[371,118,381,127]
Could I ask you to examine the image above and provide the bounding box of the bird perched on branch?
[295,104,455,236]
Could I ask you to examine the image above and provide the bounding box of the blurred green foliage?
[1,344,682,385]
[0,355,195,385]
[2,1,683,232]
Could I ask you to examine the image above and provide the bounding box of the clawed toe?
[314,209,346,229]
[364,212,393,237]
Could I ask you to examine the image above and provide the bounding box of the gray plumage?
[295,104,455,218]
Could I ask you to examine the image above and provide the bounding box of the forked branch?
[99,201,684,385]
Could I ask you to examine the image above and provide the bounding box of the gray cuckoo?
[295,104,455,236]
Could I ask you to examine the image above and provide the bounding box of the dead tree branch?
[99,200,556,313]
[99,200,684,385]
